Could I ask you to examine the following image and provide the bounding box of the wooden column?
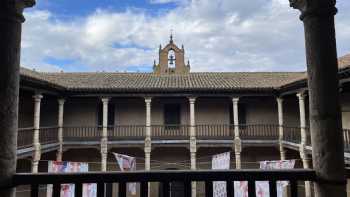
[56,98,65,161]
[32,94,42,173]
[277,97,286,160]
[101,98,110,172]
[232,97,241,169]
[0,1,35,196]
[290,0,346,196]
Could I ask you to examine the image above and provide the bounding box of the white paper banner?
[47,161,97,197]
[212,152,231,197]
[113,153,137,195]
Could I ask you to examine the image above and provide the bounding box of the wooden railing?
[152,125,190,140]
[108,125,145,140]
[196,124,233,139]
[16,125,350,152]
[39,127,58,145]
[17,127,34,148]
[13,169,316,197]
[63,126,101,142]
[240,124,279,140]
[283,126,301,144]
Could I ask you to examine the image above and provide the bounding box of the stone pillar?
[297,93,307,145]
[189,97,197,197]
[144,97,152,171]
[101,98,109,172]
[232,98,241,169]
[144,97,152,197]
[32,94,43,173]
[56,98,65,161]
[297,92,311,197]
[277,97,286,160]
[290,1,346,196]
[0,1,35,196]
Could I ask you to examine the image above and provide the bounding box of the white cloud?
[21,0,350,72]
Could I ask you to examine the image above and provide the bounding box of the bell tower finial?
[170,29,174,43]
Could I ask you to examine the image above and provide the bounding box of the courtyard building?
[14,37,350,196]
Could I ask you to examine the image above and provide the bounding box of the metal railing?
[13,169,316,197]
[240,124,279,140]
[152,125,190,140]
[17,127,34,148]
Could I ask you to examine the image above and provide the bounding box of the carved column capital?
[144,97,152,104]
[101,97,110,104]
[296,92,306,100]
[58,98,65,106]
[33,94,43,102]
[188,97,196,104]
[289,0,337,20]
[0,0,36,22]
[232,97,239,103]
[276,97,283,104]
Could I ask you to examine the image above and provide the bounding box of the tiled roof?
[339,54,350,69]
[19,53,350,93]
[20,68,305,92]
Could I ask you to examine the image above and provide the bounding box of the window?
[97,103,115,126]
[164,104,181,125]
[168,49,176,68]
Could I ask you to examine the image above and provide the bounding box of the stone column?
[0,1,35,196]
[56,98,65,161]
[290,1,346,196]
[144,97,152,197]
[144,97,152,171]
[277,97,286,160]
[32,94,43,173]
[232,98,241,169]
[189,97,197,197]
[297,93,311,197]
[101,98,110,172]
[297,93,308,145]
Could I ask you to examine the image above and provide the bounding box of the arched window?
[168,49,176,68]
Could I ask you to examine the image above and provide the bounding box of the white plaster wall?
[64,98,98,126]
[196,98,230,125]
[244,97,278,125]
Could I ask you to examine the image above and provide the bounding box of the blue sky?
[22,0,350,72]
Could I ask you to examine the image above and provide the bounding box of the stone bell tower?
[153,34,190,74]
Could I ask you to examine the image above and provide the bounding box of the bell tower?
[153,34,190,74]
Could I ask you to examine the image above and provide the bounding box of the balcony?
[16,124,350,157]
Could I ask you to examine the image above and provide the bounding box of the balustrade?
[108,125,145,140]
[39,127,59,145]
[63,126,101,142]
[196,124,233,140]
[152,125,190,140]
[17,127,34,148]
[16,125,350,153]
[240,124,279,140]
